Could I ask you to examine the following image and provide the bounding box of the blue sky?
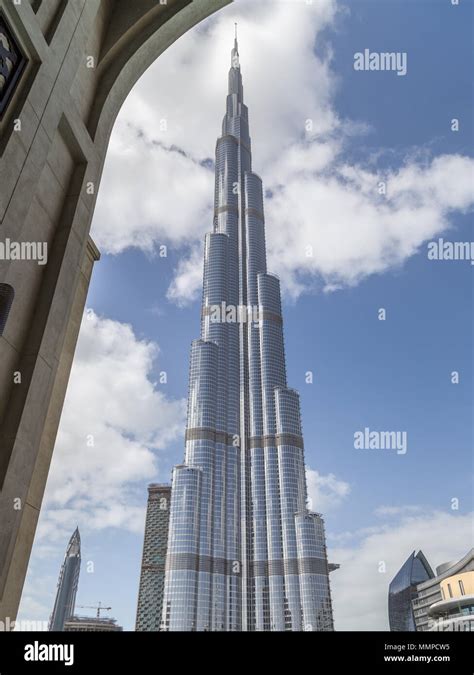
[19,0,473,631]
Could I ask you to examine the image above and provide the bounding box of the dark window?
[447,583,453,598]
[459,580,465,596]
[0,283,14,335]
[0,12,28,117]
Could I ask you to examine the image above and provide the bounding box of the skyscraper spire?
[161,30,334,633]
[231,23,240,69]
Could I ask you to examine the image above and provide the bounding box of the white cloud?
[267,153,474,297]
[93,124,213,254]
[36,310,186,545]
[90,0,474,304]
[90,0,342,300]
[166,244,203,307]
[374,505,423,517]
[306,468,350,512]
[16,570,56,626]
[107,0,339,166]
[330,510,473,631]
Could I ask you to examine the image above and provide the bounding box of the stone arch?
[0,0,231,622]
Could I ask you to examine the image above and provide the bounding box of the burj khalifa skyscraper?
[161,31,334,632]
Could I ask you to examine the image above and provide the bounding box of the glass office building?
[136,484,171,631]
[412,548,474,632]
[49,528,81,631]
[388,550,434,631]
[161,34,334,632]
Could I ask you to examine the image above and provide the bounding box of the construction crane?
[77,602,112,619]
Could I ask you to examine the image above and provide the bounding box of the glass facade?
[135,484,171,631]
[388,550,434,631]
[161,36,334,632]
[49,528,81,632]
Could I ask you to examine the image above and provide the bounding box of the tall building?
[135,484,171,631]
[412,548,474,631]
[49,528,81,632]
[161,33,335,632]
[388,550,434,631]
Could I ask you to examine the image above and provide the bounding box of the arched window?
[0,284,14,336]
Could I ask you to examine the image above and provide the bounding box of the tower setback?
[161,35,334,632]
